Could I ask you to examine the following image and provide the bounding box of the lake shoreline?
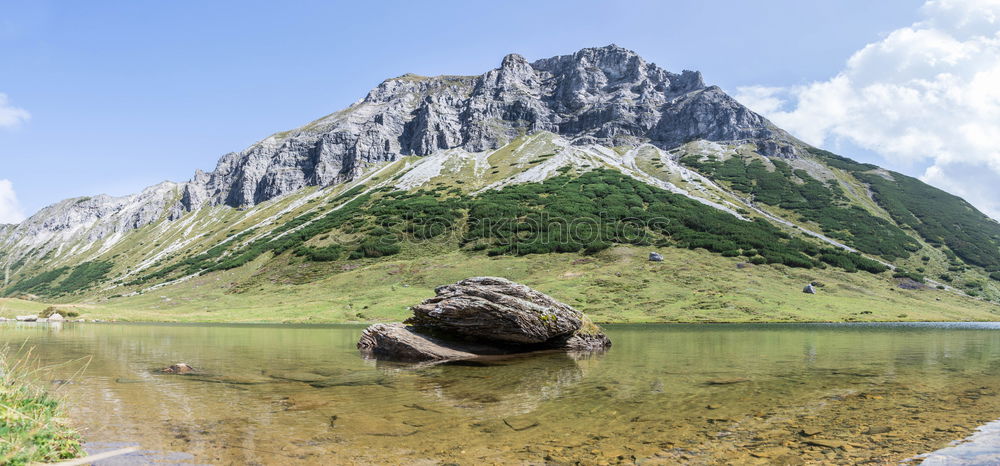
[6,315,1000,325]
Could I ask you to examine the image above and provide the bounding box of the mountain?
[2,45,999,322]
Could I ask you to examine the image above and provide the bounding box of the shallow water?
[5,322,1000,464]
[919,419,1000,465]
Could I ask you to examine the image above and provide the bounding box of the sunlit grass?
[0,345,85,465]
[35,245,1000,324]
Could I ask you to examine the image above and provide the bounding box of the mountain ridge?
[173,44,794,212]
[3,44,794,261]
[3,45,1000,315]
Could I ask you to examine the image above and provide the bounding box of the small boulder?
[161,363,196,374]
[803,284,816,294]
[648,252,663,262]
[15,315,38,322]
[48,313,65,322]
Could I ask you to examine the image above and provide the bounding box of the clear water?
[5,321,1000,464]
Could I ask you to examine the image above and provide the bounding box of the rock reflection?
[404,351,604,416]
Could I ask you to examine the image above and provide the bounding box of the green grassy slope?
[3,133,1000,322]
[3,246,995,323]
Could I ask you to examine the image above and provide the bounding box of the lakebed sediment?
[4,321,1000,464]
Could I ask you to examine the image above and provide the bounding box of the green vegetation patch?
[466,169,885,272]
[864,182,1000,266]
[55,261,113,294]
[3,261,113,298]
[2,267,70,297]
[682,153,919,260]
[810,148,1000,269]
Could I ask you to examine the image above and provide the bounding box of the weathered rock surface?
[560,331,614,352]
[803,284,817,294]
[360,277,610,362]
[358,323,511,362]
[407,277,583,344]
[649,252,664,262]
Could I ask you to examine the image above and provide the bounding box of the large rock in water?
[358,277,611,362]
[407,277,582,344]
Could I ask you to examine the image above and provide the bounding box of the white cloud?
[0,179,26,224]
[0,93,30,129]
[734,0,1000,219]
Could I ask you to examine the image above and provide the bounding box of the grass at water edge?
[0,346,85,465]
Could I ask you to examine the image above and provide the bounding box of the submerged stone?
[161,363,196,374]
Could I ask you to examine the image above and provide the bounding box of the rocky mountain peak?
[2,46,799,264]
[500,52,530,69]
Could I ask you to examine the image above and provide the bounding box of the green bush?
[294,244,344,262]
[893,269,925,282]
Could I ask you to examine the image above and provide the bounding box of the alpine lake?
[5,321,1000,465]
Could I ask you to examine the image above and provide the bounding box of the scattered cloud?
[0,179,26,224]
[0,93,30,129]
[735,0,1000,219]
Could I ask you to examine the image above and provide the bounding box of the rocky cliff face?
[0,45,794,269]
[178,44,793,211]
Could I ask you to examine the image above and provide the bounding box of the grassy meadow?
[5,246,997,324]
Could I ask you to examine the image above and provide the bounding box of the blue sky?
[1,0,969,220]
